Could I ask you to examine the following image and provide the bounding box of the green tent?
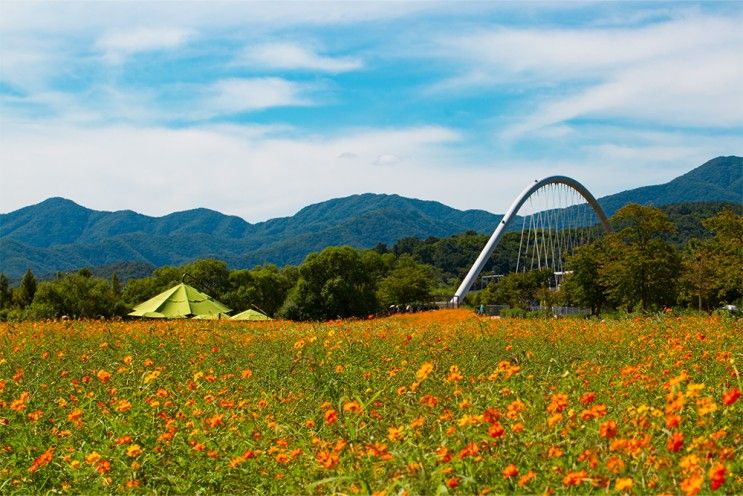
[192,312,232,320]
[128,283,231,319]
[230,309,272,321]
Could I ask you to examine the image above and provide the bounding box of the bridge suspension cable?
[451,176,611,304]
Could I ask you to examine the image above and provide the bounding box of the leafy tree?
[602,204,681,312]
[480,268,552,310]
[111,272,122,296]
[0,273,11,309]
[280,246,378,320]
[182,259,230,299]
[563,240,610,315]
[377,255,434,307]
[31,270,120,318]
[13,269,37,308]
[680,209,742,308]
[224,265,294,317]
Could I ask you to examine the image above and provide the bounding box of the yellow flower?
[126,444,143,458]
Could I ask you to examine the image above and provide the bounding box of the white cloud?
[433,14,743,137]
[2,120,734,223]
[0,123,461,221]
[237,42,362,73]
[96,27,192,63]
[198,78,311,117]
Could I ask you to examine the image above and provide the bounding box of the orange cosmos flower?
[708,463,726,490]
[316,450,340,469]
[580,392,596,405]
[615,477,633,492]
[665,414,681,429]
[599,420,617,439]
[96,369,111,383]
[342,400,362,414]
[517,470,536,487]
[447,365,464,382]
[416,362,434,381]
[547,446,563,458]
[436,447,452,463]
[679,475,703,496]
[115,435,132,445]
[562,469,587,486]
[324,409,337,425]
[488,422,505,438]
[721,387,740,406]
[126,444,142,457]
[547,393,569,414]
[387,426,404,442]
[241,369,253,379]
[10,391,29,412]
[67,408,83,423]
[502,464,518,478]
[27,410,43,422]
[28,447,54,474]
[446,477,460,488]
[116,399,132,412]
[667,431,684,452]
[96,459,111,474]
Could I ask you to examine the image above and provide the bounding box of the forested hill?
[1,155,740,279]
[597,155,742,216]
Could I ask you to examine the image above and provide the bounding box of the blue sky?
[1,1,741,222]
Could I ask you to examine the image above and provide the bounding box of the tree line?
[0,203,740,321]
[472,205,741,315]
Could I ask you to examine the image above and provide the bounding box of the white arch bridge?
[451,175,612,305]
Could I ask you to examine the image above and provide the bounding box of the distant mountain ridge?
[1,155,740,279]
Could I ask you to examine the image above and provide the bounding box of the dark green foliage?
[377,255,434,306]
[679,209,743,308]
[479,268,553,310]
[30,270,121,319]
[564,204,684,313]
[562,240,610,315]
[660,202,743,247]
[598,156,742,217]
[222,265,294,317]
[280,247,378,320]
[602,204,681,311]
[0,273,11,309]
[13,269,37,308]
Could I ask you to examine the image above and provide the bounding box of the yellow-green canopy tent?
[128,283,231,319]
[192,312,232,320]
[230,309,272,321]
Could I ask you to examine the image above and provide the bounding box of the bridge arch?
[451,175,611,304]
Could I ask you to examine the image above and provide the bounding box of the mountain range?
[1,155,740,279]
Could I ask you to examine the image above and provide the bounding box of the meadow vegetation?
[0,311,740,494]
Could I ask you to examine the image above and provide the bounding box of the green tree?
[111,272,122,296]
[563,240,610,315]
[680,209,742,308]
[280,246,378,320]
[0,273,11,309]
[224,265,294,317]
[602,204,681,312]
[480,268,552,310]
[13,269,37,308]
[31,271,120,319]
[377,255,434,307]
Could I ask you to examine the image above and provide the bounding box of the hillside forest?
[0,202,740,321]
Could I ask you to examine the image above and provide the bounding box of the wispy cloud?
[432,14,743,138]
[236,42,362,73]
[95,27,192,63]
[199,78,311,116]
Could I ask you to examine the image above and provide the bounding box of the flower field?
[1,311,740,494]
